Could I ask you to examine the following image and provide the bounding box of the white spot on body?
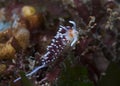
[59,25,67,30]
[57,49,60,53]
[51,43,54,46]
[55,35,59,39]
[43,52,50,60]
[52,39,55,42]
[47,46,52,50]
[51,49,55,52]
[55,45,59,48]
[55,53,58,55]
[56,40,58,43]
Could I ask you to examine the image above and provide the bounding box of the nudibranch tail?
[14,64,46,83]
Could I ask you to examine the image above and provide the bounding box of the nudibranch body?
[41,21,78,65]
[14,21,78,83]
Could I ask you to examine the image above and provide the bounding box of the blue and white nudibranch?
[41,20,78,65]
[14,21,78,83]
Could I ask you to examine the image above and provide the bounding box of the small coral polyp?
[21,5,36,17]
[0,43,16,59]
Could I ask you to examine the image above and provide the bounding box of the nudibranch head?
[65,21,78,46]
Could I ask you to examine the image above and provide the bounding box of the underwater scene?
[0,0,120,86]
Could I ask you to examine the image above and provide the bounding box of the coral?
[0,8,6,21]
[13,27,30,49]
[21,6,36,17]
[0,64,6,74]
[24,13,44,31]
[0,43,16,59]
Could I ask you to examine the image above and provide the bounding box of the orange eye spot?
[69,29,74,38]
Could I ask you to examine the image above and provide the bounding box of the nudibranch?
[14,21,78,82]
[41,21,78,65]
